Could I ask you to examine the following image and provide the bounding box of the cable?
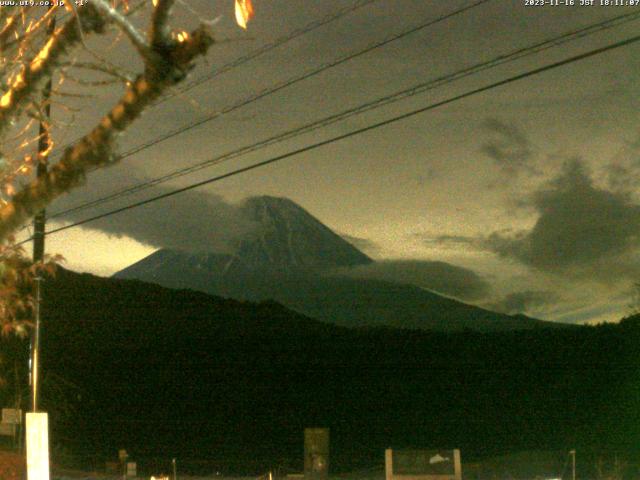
[11,0,377,234]
[165,0,380,101]
[47,0,494,166]
[46,0,378,159]
[48,9,640,220]
[32,31,640,241]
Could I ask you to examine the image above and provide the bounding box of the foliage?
[0,1,253,335]
[0,0,252,225]
[0,237,61,337]
[33,269,640,474]
[596,456,628,480]
[0,237,60,397]
[0,1,253,469]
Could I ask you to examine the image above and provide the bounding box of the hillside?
[1,269,633,475]
[115,196,555,332]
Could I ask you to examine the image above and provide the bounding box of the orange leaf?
[235,0,254,29]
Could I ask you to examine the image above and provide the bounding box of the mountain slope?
[118,258,548,331]
[20,269,640,475]
[115,196,556,332]
[235,195,373,269]
[116,195,372,280]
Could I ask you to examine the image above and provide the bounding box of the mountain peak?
[114,197,557,333]
[117,196,372,281]
[242,195,301,210]
[233,195,372,270]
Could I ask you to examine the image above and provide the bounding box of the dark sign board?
[386,449,461,480]
[304,428,329,480]
[392,450,456,476]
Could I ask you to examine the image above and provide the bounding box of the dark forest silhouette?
[1,269,638,476]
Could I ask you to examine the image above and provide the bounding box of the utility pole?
[30,6,56,413]
[570,449,576,480]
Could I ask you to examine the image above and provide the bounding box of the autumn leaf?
[0,238,63,337]
[235,0,254,29]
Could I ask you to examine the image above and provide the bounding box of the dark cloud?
[423,234,478,248]
[487,290,560,315]
[480,119,537,175]
[53,173,258,254]
[600,131,640,193]
[604,143,640,194]
[335,260,491,301]
[339,234,381,257]
[486,159,640,274]
[92,191,258,253]
[604,163,636,193]
[415,167,439,187]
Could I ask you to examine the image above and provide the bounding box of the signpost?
[0,408,21,438]
[119,449,129,480]
[385,449,462,480]
[1,408,21,425]
[304,428,330,480]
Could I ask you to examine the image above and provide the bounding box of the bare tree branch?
[0,7,106,138]
[150,0,175,48]
[91,0,151,61]
[0,26,213,241]
[61,60,135,83]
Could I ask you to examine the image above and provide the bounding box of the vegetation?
[0,0,253,336]
[1,268,636,476]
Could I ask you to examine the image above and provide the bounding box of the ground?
[0,450,24,480]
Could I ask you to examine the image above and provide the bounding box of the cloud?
[479,119,537,175]
[604,138,640,194]
[485,159,640,276]
[53,173,259,254]
[334,260,491,301]
[339,234,381,257]
[423,234,479,249]
[487,290,560,315]
[605,163,635,194]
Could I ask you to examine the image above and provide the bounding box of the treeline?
[1,269,638,476]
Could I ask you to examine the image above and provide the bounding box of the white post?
[26,412,50,480]
[570,449,576,480]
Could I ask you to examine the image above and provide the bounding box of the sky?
[16,0,640,325]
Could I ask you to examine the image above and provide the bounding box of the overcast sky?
[21,0,640,325]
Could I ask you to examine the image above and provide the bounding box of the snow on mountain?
[234,195,373,270]
[114,196,556,332]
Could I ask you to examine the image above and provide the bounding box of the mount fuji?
[114,196,555,332]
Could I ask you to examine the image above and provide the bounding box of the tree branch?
[90,0,151,61]
[0,26,213,241]
[150,0,175,48]
[0,7,106,139]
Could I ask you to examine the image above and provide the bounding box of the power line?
[46,0,377,159]
[48,9,640,220]
[35,31,640,240]
[48,0,494,169]
[164,0,381,101]
[13,0,381,235]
